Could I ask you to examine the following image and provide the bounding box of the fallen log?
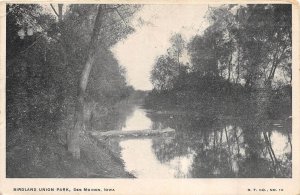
[90,127,175,138]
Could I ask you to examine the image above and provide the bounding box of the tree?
[66,5,139,158]
[168,33,185,71]
[232,4,291,90]
[188,32,220,76]
[6,4,56,59]
[206,6,236,81]
[151,55,178,91]
[6,4,140,160]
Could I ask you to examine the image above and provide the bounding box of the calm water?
[101,104,292,178]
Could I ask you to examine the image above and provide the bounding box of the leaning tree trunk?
[67,5,104,159]
[256,45,285,122]
[255,55,281,125]
[67,55,96,159]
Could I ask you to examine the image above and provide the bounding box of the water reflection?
[122,106,152,131]
[270,131,291,156]
[120,139,194,178]
[101,103,292,178]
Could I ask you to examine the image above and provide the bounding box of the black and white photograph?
[4,2,295,182]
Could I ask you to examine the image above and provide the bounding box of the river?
[97,103,292,178]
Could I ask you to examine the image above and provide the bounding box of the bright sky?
[112,5,211,90]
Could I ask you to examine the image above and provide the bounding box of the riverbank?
[144,86,292,121]
[6,92,145,178]
[7,127,133,178]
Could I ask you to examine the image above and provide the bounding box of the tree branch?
[20,33,45,54]
[268,44,288,81]
[50,4,59,17]
[105,5,123,12]
[113,7,128,27]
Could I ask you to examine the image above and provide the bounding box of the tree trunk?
[67,5,104,159]
[227,53,232,82]
[58,4,63,22]
[227,52,233,94]
[236,47,240,84]
[67,55,95,159]
[255,44,287,123]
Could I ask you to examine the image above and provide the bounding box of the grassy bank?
[6,92,147,178]
[7,126,133,178]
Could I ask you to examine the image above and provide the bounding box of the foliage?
[146,4,292,120]
[151,55,180,90]
[168,33,185,63]
[6,4,139,176]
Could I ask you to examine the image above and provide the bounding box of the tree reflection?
[90,100,136,131]
[147,112,292,178]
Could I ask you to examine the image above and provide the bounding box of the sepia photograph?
[5,3,293,179]
[1,1,300,194]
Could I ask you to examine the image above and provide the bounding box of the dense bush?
[145,73,291,120]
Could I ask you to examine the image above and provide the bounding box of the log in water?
[90,127,175,138]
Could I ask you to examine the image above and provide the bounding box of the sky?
[111,5,211,90]
[43,4,290,90]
